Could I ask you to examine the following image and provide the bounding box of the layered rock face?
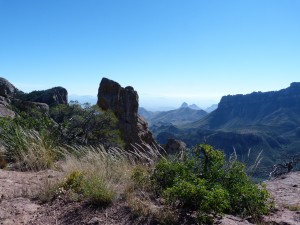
[203,82,300,130]
[97,78,155,148]
[219,82,300,109]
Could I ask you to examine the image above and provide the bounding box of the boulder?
[0,96,15,118]
[97,78,155,148]
[0,105,15,118]
[164,138,186,157]
[0,77,18,98]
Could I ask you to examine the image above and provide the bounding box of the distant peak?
[180,102,189,108]
[180,102,201,110]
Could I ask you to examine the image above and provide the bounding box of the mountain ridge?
[153,82,300,167]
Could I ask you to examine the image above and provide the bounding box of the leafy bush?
[151,144,271,224]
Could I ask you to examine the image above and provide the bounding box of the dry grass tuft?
[1,127,63,171]
[61,145,135,204]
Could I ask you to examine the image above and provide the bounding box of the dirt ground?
[0,169,299,225]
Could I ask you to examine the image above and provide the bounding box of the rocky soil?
[0,169,299,225]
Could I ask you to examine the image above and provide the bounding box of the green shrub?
[131,166,151,188]
[151,144,271,224]
[63,171,84,193]
[61,170,115,206]
[82,174,115,206]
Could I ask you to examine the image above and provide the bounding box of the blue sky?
[0,0,299,110]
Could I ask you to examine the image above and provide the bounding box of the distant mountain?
[69,95,97,105]
[205,104,218,113]
[138,107,161,121]
[153,83,300,167]
[139,106,207,126]
[180,102,189,108]
[180,102,201,110]
[193,82,300,132]
[150,107,207,126]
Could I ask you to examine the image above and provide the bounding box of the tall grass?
[61,145,135,204]
[0,125,62,171]
[60,143,164,206]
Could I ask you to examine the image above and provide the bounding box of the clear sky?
[0,0,299,110]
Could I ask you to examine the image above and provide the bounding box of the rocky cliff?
[219,82,300,109]
[97,78,155,148]
[195,82,300,131]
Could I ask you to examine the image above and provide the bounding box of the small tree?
[50,102,124,147]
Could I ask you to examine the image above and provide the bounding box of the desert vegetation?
[0,101,273,224]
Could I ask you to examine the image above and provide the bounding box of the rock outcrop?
[97,78,155,148]
[0,78,19,98]
[0,97,15,118]
[0,78,68,118]
[0,78,17,118]
[18,87,68,106]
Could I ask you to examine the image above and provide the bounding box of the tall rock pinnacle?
[97,78,155,148]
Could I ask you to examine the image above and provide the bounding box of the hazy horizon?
[1,1,299,110]
[68,92,218,111]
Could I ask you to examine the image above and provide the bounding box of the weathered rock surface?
[97,78,155,148]
[0,77,19,98]
[263,171,300,225]
[0,169,63,225]
[0,105,15,118]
